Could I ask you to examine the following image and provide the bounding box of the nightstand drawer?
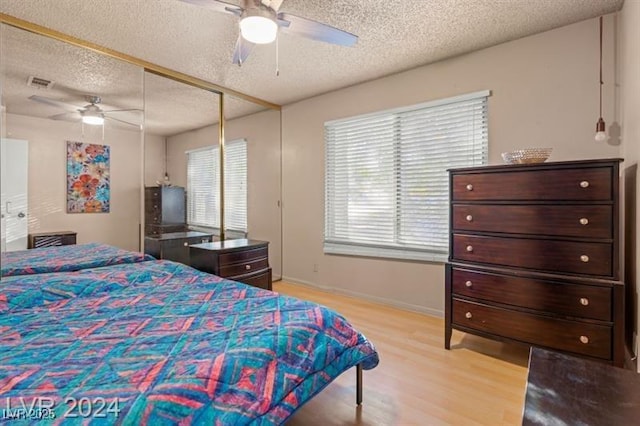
[452,299,611,360]
[452,167,612,201]
[220,257,269,278]
[452,204,612,239]
[452,234,612,276]
[219,247,268,266]
[233,268,272,291]
[451,267,612,321]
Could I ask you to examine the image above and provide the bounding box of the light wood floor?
[274,281,530,426]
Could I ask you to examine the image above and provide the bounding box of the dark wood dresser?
[190,239,272,291]
[28,231,77,248]
[445,158,625,366]
[144,231,213,265]
[145,186,188,236]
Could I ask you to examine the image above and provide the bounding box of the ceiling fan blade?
[29,95,82,113]
[179,0,243,16]
[277,13,358,46]
[105,116,142,129]
[50,112,82,122]
[103,108,143,113]
[232,36,255,65]
[261,0,284,12]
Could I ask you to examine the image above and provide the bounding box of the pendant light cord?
[599,16,603,118]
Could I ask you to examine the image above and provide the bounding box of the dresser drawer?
[219,257,269,278]
[452,167,612,201]
[453,234,612,276]
[234,268,272,291]
[452,299,612,360]
[219,247,268,266]
[451,267,612,321]
[452,204,612,239]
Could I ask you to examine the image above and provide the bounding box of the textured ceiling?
[0,0,624,135]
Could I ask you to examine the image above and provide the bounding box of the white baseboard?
[280,275,444,318]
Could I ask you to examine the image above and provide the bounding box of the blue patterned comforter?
[0,243,153,277]
[0,260,379,424]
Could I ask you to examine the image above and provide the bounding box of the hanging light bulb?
[594,16,606,142]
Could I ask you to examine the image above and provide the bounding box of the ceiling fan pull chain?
[239,35,243,67]
[276,32,280,77]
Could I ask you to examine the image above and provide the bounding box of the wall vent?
[27,76,55,89]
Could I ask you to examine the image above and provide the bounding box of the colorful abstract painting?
[66,141,110,213]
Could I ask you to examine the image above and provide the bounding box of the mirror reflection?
[0,23,282,286]
[144,72,282,280]
[0,23,143,254]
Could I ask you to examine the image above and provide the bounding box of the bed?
[0,250,379,424]
[0,243,153,277]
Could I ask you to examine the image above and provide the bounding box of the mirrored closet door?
[0,23,144,254]
[143,72,282,279]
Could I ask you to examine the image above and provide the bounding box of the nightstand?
[28,231,77,249]
[189,239,272,290]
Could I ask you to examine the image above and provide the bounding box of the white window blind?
[324,91,489,262]
[186,139,247,232]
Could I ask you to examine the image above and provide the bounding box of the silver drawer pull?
[183,242,189,247]
[466,184,473,191]
[465,280,473,288]
[580,180,590,188]
[579,335,589,344]
[245,264,251,270]
[579,218,589,225]
[202,238,209,243]
[466,215,473,222]
[465,312,473,319]
[580,255,589,263]
[580,297,589,306]
[466,245,473,252]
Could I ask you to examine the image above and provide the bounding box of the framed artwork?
[66,141,110,213]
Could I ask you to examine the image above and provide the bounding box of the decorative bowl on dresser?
[144,231,214,265]
[189,239,272,291]
[445,158,625,367]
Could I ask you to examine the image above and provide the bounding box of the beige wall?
[166,109,282,278]
[144,133,166,186]
[6,113,143,251]
[618,0,640,364]
[281,16,621,315]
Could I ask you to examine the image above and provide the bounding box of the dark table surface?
[523,347,640,426]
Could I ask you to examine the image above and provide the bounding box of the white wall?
[144,133,166,186]
[166,109,282,278]
[281,16,621,315]
[6,113,143,251]
[617,0,640,365]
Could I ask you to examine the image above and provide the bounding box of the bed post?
[356,363,363,405]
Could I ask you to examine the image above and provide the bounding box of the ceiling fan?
[28,94,142,128]
[180,0,358,65]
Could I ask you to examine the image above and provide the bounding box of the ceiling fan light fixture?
[240,14,277,44]
[82,110,104,126]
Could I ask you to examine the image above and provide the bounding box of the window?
[186,139,247,232]
[324,91,489,262]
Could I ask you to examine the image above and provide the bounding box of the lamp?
[595,16,606,142]
[81,105,104,126]
[240,9,277,44]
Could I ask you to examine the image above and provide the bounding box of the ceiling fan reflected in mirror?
[28,94,142,128]
[180,0,358,65]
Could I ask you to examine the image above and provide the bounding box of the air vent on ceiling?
[27,76,55,89]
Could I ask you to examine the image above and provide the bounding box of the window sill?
[323,242,447,263]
